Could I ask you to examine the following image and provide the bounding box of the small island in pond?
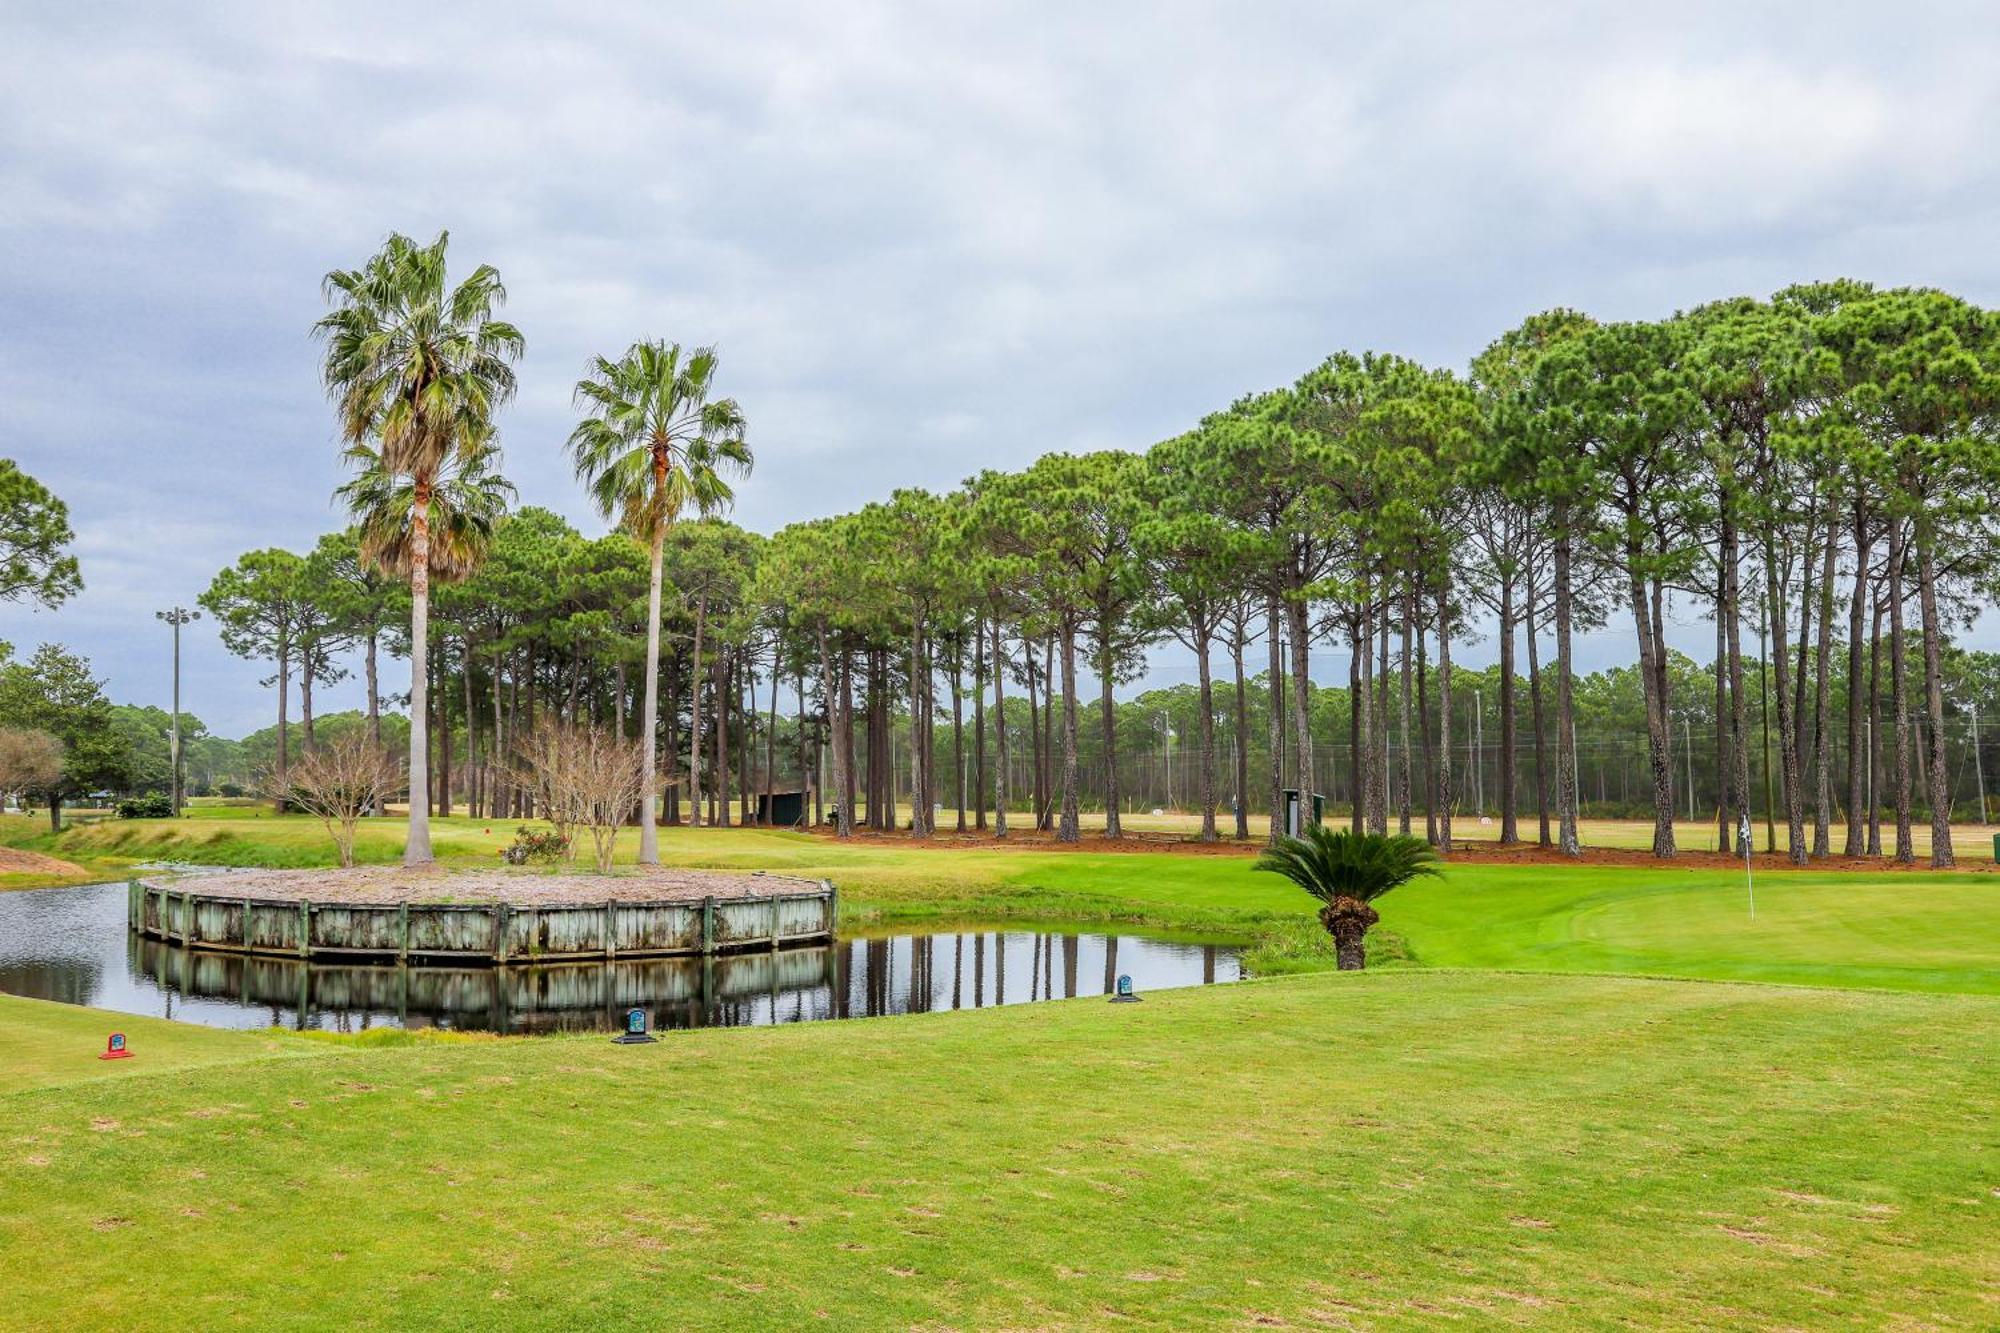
[129,867,836,964]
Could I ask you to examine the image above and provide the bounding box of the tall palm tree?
[314,231,523,865]
[1253,826,1440,970]
[336,436,514,834]
[567,341,749,862]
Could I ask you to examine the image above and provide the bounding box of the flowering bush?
[500,825,569,865]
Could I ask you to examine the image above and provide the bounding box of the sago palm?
[1253,826,1440,970]
[567,340,749,858]
[314,230,523,865]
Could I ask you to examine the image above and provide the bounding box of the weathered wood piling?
[129,870,836,964]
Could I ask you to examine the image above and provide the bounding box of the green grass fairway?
[2,973,1993,1329]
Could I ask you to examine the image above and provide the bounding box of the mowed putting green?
[1,972,1994,1329]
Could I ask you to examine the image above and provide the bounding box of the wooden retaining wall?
[128,878,837,964]
[129,933,836,1033]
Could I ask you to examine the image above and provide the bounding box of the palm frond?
[1252,826,1441,905]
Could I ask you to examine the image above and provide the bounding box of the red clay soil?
[796,824,2000,872]
[0,847,88,876]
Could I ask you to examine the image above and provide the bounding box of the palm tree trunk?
[687,592,707,828]
[636,527,666,858]
[404,483,433,865]
[1321,899,1380,971]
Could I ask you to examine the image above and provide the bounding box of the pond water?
[0,882,1241,1035]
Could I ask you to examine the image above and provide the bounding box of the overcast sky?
[3,3,1997,736]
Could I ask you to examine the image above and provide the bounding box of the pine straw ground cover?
[1,971,1994,1330]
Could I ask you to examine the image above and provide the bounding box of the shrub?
[116,794,174,819]
[506,721,646,872]
[267,734,401,868]
[500,825,569,866]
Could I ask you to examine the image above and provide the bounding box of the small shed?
[755,789,810,828]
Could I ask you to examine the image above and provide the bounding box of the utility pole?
[1685,716,1695,822]
[1972,700,1987,825]
[1471,687,1483,815]
[155,606,200,817]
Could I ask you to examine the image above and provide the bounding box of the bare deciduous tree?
[0,727,62,810]
[270,732,400,867]
[509,720,646,873]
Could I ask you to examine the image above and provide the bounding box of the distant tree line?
[183,242,2000,868]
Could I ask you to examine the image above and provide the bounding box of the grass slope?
[2,973,1994,1330]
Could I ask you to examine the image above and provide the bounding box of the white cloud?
[2,2,1998,730]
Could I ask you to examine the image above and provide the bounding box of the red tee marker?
[99,1033,133,1061]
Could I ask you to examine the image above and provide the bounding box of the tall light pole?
[155,607,199,817]
[1970,699,1987,826]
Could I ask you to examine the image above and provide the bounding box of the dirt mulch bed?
[0,847,89,877]
[141,866,827,906]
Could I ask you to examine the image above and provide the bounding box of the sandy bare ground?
[141,865,827,906]
[0,847,88,877]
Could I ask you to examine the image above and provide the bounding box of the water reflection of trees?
[117,930,1237,1034]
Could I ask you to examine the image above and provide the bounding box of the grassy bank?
[2,971,1993,1329]
[7,814,1999,991]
